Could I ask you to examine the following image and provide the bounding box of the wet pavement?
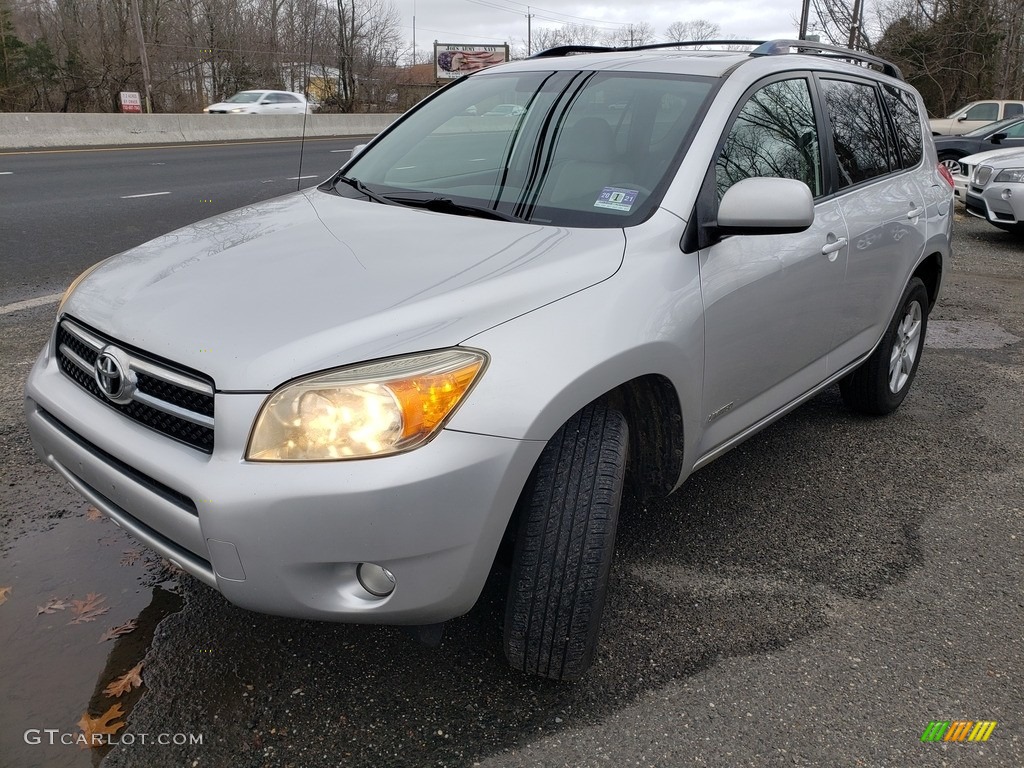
[1,214,1022,767]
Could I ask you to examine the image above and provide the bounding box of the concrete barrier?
[0,113,400,149]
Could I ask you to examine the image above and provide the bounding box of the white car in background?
[961,148,1024,233]
[929,99,1024,136]
[204,90,310,114]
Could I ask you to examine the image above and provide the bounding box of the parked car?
[928,99,1024,136]
[203,90,310,114]
[961,148,1024,233]
[934,115,1024,173]
[26,40,952,681]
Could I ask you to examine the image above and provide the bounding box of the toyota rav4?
[25,40,954,680]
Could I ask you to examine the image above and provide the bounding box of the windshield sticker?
[594,187,638,212]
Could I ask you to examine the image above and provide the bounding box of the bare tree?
[603,22,655,48]
[665,19,721,44]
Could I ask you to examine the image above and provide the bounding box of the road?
[0,136,367,306]
[0,144,1021,768]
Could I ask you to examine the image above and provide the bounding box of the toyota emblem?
[94,347,135,404]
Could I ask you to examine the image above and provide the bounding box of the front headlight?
[246,349,487,461]
[230,107,247,113]
[994,168,1024,183]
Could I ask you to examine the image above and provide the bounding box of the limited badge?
[594,187,639,212]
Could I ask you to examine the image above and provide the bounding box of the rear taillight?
[938,163,956,188]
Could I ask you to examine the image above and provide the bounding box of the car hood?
[959,147,1024,167]
[62,189,625,390]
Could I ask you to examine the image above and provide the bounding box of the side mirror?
[991,132,1007,144]
[957,114,968,122]
[716,177,815,236]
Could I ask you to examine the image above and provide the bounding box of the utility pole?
[848,0,864,49]
[130,0,153,113]
[526,6,533,56]
[798,0,811,40]
[412,0,416,65]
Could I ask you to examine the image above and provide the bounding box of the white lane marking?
[286,175,318,180]
[330,149,353,153]
[0,292,63,316]
[0,171,13,175]
[121,191,170,199]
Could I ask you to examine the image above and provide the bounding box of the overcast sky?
[398,0,802,54]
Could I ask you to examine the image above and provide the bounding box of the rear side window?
[821,79,891,188]
[1004,103,1024,118]
[882,85,923,169]
[715,78,823,199]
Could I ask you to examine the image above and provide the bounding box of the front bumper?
[25,342,544,624]
[965,185,1024,226]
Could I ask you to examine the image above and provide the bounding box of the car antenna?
[296,5,317,191]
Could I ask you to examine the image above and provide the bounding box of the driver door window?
[715,78,823,199]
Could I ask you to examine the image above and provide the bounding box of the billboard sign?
[434,44,508,81]
[119,91,142,113]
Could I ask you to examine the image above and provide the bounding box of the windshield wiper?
[383,194,523,222]
[332,174,394,206]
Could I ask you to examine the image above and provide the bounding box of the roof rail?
[750,40,903,80]
[529,38,904,81]
[529,41,766,59]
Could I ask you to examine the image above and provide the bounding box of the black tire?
[840,277,929,415]
[937,151,964,175]
[504,403,628,681]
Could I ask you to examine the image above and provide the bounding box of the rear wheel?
[840,277,929,415]
[504,403,628,681]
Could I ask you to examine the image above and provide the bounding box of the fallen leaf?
[77,703,126,748]
[68,593,109,624]
[37,597,71,615]
[0,586,10,606]
[103,662,144,697]
[85,506,104,521]
[98,619,138,643]
[120,549,142,567]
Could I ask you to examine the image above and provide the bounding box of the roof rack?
[749,40,903,80]
[530,38,904,82]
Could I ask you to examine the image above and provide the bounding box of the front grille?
[55,318,216,453]
[975,166,993,186]
[38,408,198,515]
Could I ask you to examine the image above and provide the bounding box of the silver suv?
[25,40,954,680]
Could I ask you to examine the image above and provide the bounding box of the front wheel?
[840,277,929,415]
[504,403,628,681]
[938,152,963,175]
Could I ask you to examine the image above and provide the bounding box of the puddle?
[927,320,1022,349]
[0,511,183,768]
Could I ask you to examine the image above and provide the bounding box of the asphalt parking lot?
[1,212,1021,768]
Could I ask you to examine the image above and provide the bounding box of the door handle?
[907,206,925,219]
[821,237,847,261]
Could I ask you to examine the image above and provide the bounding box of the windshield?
[964,116,1023,137]
[226,92,263,103]
[341,69,714,227]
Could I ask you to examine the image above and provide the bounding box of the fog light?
[1001,188,1013,201]
[357,563,396,597]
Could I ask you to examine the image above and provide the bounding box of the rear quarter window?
[882,85,924,169]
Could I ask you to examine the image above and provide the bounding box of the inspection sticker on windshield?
[594,187,638,212]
